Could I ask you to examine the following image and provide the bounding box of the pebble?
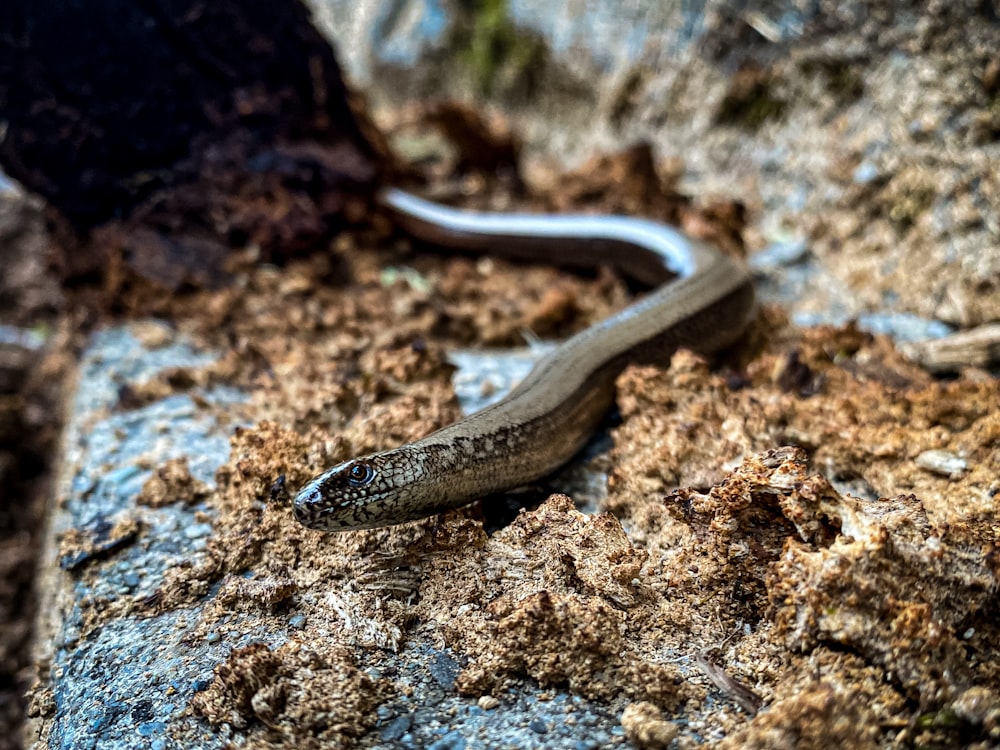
[751,238,810,268]
[380,714,412,742]
[427,650,460,690]
[427,730,467,750]
[529,718,548,734]
[183,522,213,540]
[916,449,968,478]
[477,695,500,710]
[852,160,880,184]
[137,721,167,737]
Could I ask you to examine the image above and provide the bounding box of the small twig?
[694,652,763,715]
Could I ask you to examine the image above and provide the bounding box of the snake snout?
[292,486,322,524]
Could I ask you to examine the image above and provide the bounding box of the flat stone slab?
[31,326,255,749]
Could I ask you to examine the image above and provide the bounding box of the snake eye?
[346,462,375,487]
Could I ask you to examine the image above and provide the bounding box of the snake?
[292,188,756,531]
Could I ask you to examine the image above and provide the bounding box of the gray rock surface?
[32,327,254,749]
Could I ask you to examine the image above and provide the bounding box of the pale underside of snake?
[293,188,756,531]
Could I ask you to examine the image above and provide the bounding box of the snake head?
[292,450,424,531]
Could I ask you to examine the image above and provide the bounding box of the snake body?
[293,188,755,531]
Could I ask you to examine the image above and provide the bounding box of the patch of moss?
[454,0,549,99]
[714,65,788,131]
